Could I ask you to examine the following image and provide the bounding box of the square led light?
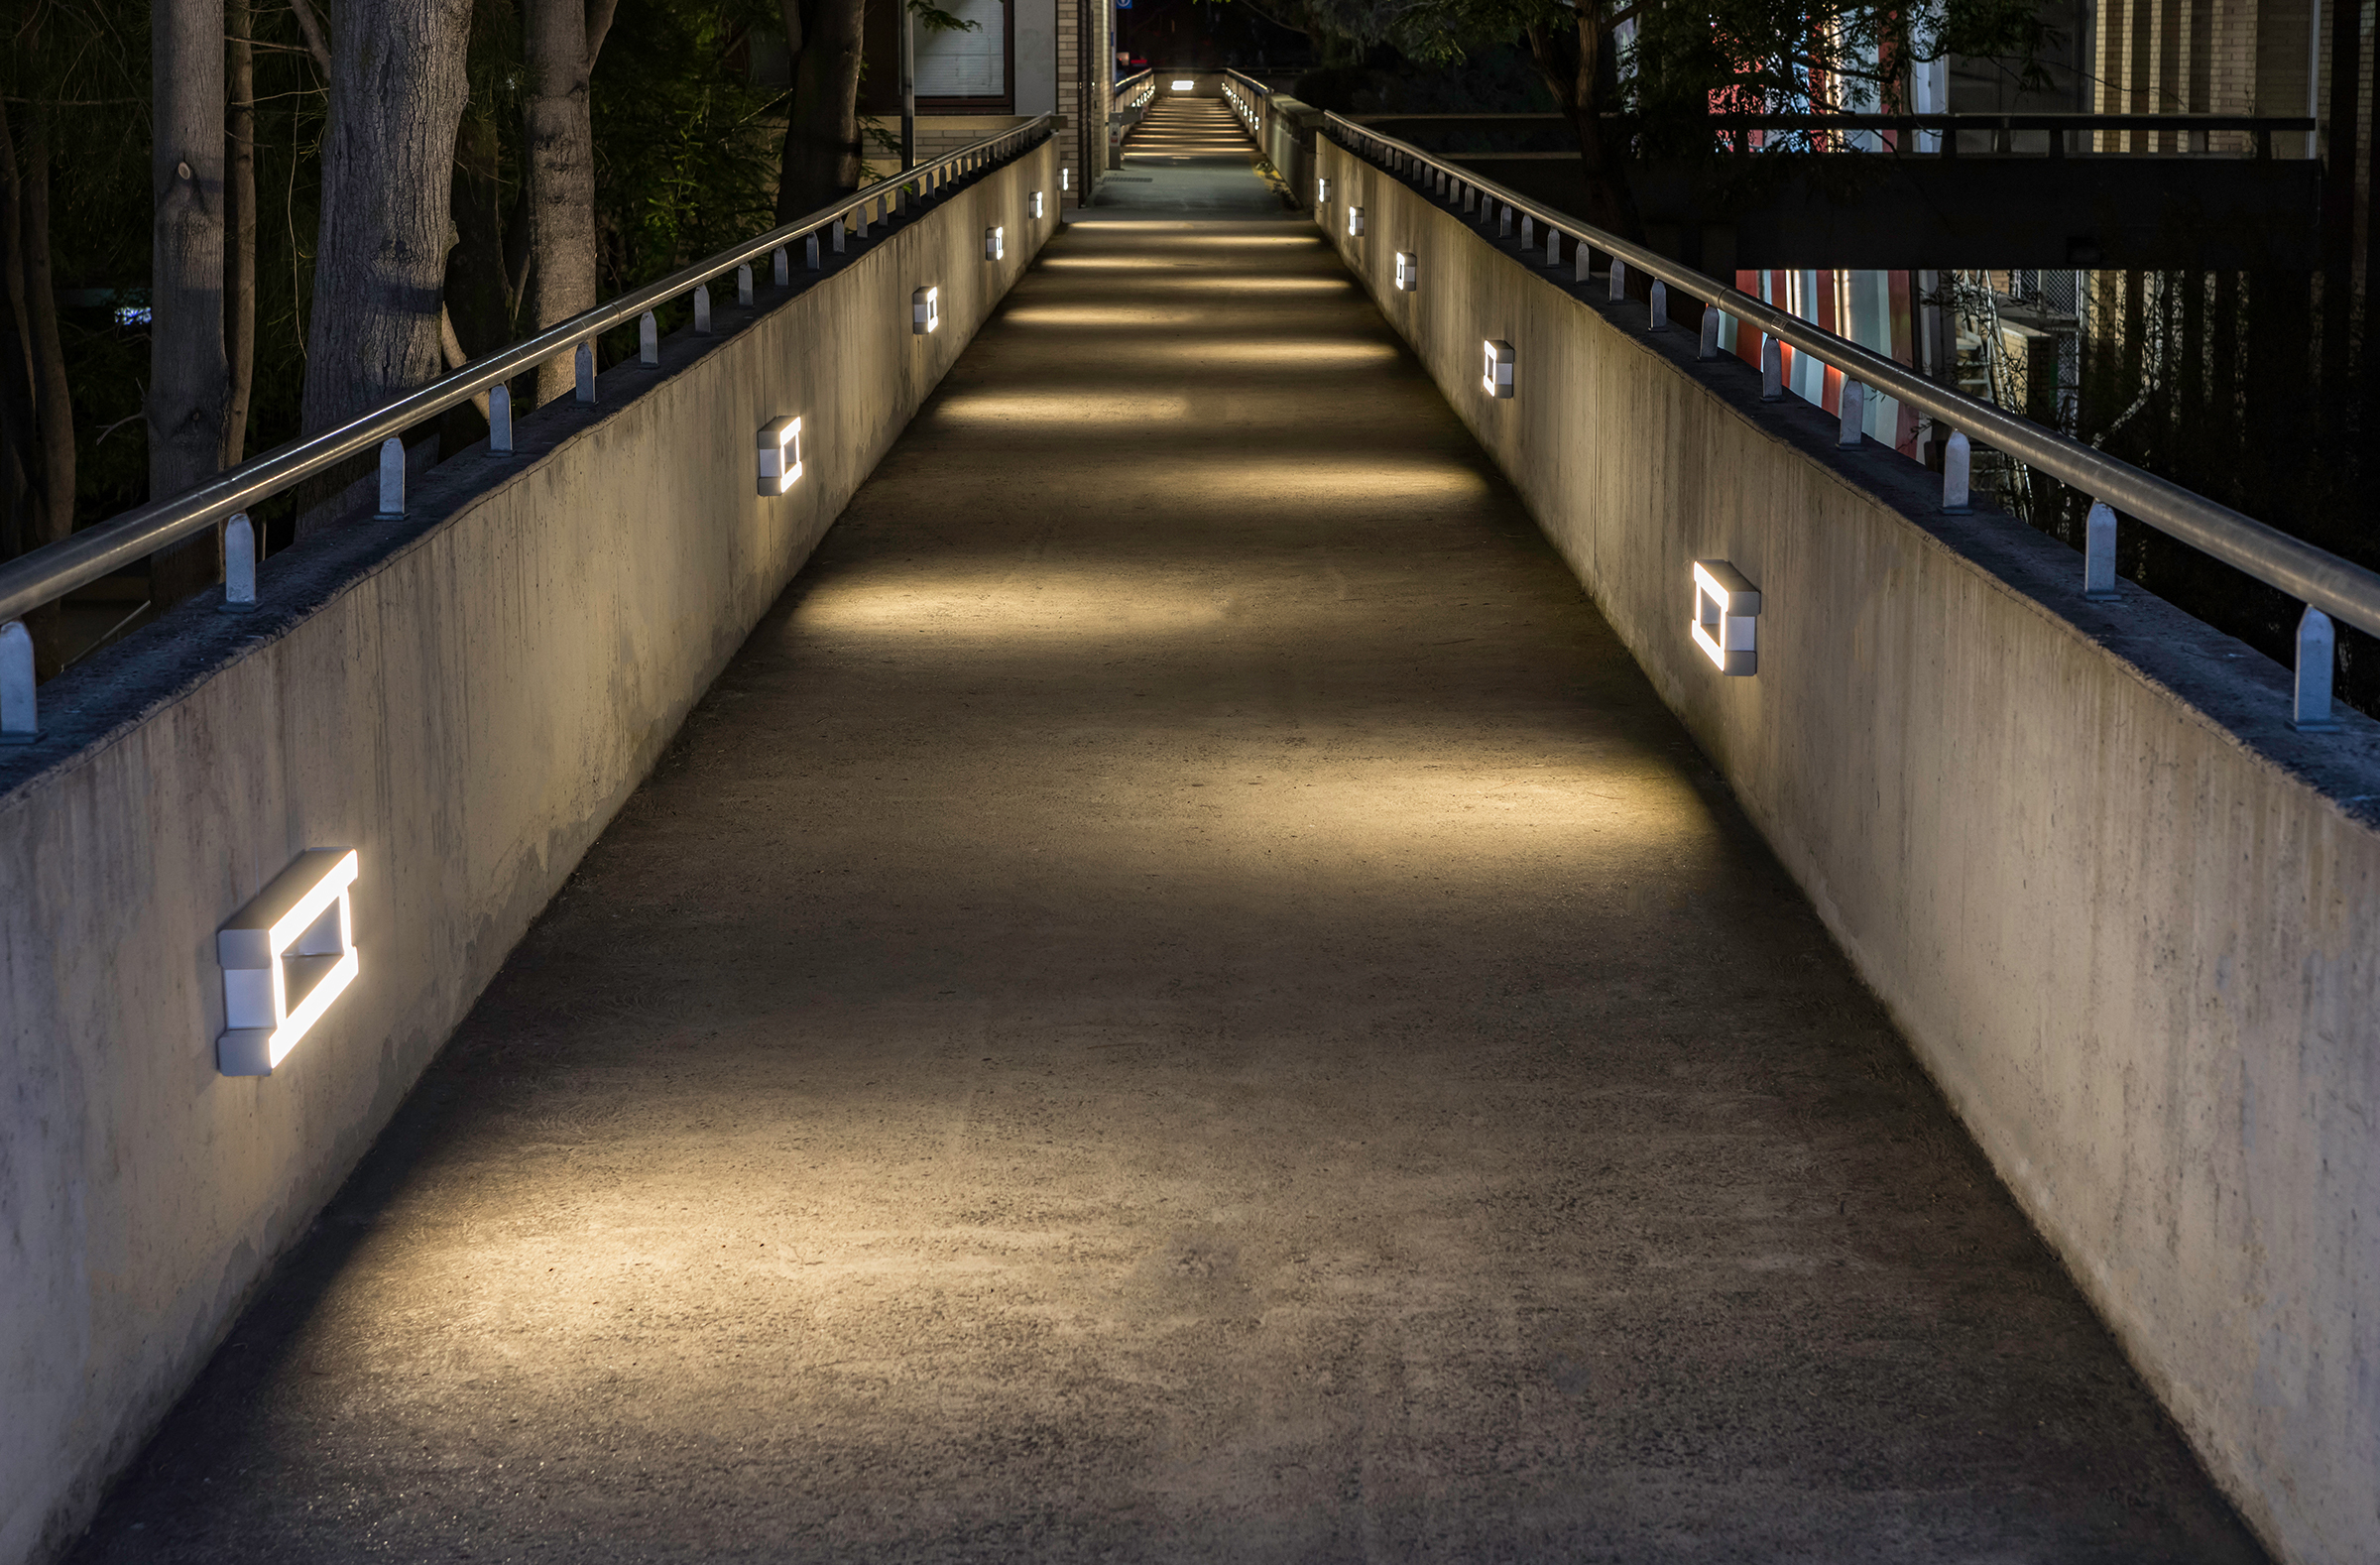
[217,848,360,1076]
[1395,251,1418,292]
[1691,558,1762,675]
[1482,338,1514,399]
[758,416,803,494]
[1172,78,1194,89]
[985,224,1006,260]
[1347,205,1365,237]
[913,284,940,334]
[1030,190,1045,218]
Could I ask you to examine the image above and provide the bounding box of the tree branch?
[1232,0,1313,39]
[286,0,330,75]
[585,0,622,69]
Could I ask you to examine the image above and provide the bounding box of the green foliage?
[591,0,784,302]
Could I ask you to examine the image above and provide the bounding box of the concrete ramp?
[62,155,2265,1560]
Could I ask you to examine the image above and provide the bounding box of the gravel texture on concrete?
[65,104,2267,1564]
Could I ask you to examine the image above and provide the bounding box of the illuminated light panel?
[1483,339,1515,399]
[1691,558,1762,675]
[913,284,940,334]
[758,416,803,494]
[217,848,360,1077]
[1171,78,1195,88]
[1395,251,1419,292]
[1347,206,1365,237]
[1030,190,1044,218]
[985,224,1006,261]
[1316,176,1332,203]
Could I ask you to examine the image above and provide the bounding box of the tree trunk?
[1525,14,1639,242]
[0,106,39,568]
[23,115,74,672]
[151,0,232,608]
[224,0,258,466]
[775,0,868,221]
[298,0,475,539]
[522,0,598,407]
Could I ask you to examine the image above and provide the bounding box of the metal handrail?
[0,115,1056,631]
[1346,111,2315,133]
[1112,68,1152,104]
[1322,112,2380,657]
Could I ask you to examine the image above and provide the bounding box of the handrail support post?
[1942,429,1970,511]
[375,436,406,519]
[2083,501,2120,600]
[221,512,257,613]
[2292,607,2340,731]
[0,620,33,744]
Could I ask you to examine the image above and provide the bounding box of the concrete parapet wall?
[0,138,1059,1565]
[1234,85,1322,211]
[1317,139,2379,1565]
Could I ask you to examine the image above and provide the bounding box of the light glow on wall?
[1395,251,1418,292]
[913,285,940,334]
[758,416,803,494]
[1482,339,1514,399]
[934,393,1192,425]
[217,848,360,1077]
[1691,558,1761,675]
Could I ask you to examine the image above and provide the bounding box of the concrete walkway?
[70,114,2265,1564]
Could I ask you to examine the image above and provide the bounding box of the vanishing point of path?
[71,102,2264,1563]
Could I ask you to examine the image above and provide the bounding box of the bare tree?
[775,0,868,221]
[150,0,230,607]
[297,0,475,539]
[520,0,617,405]
[224,0,258,466]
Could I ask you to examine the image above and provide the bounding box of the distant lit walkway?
[70,112,2263,1562]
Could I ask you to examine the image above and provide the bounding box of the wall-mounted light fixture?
[1394,251,1419,292]
[217,848,360,1077]
[1347,206,1365,237]
[1062,168,1072,192]
[1171,78,1194,89]
[1691,559,1761,674]
[1316,176,1331,204]
[758,417,803,494]
[1482,339,1514,399]
[1030,190,1045,219]
[985,224,1006,261]
[913,285,940,334]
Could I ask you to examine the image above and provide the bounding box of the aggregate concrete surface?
[66,100,2268,1564]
